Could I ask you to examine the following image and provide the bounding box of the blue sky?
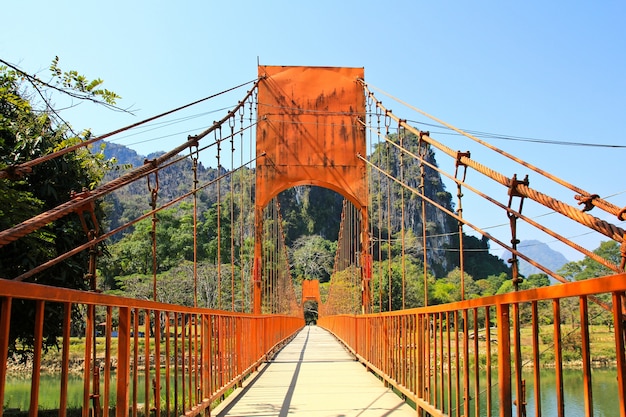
[3,1,625,263]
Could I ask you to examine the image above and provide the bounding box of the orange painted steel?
[301,279,321,306]
[254,65,369,314]
[319,273,626,417]
[0,279,302,417]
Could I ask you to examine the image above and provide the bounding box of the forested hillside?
[99,133,512,309]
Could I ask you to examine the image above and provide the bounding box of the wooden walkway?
[212,326,415,417]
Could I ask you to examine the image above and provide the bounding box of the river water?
[4,368,621,415]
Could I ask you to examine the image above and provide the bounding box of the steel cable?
[361,120,621,273]
[0,82,261,247]
[361,80,625,220]
[0,78,260,180]
[361,86,626,245]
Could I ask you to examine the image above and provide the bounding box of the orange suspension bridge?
[0,66,625,417]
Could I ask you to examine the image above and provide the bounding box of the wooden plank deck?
[212,325,415,417]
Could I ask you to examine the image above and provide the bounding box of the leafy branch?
[0,57,131,116]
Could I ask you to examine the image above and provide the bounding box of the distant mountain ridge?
[502,239,569,278]
[102,141,146,167]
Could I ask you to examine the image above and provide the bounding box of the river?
[4,368,621,415]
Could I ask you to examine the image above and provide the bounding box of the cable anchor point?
[575,194,599,212]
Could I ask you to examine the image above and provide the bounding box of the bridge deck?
[212,326,415,417]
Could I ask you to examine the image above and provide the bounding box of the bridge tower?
[254,65,369,314]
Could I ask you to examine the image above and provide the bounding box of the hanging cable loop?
[621,233,626,271]
[147,172,159,209]
[189,143,199,308]
[145,158,159,195]
[507,174,529,289]
[374,100,383,119]
[190,147,199,185]
[147,169,159,301]
[71,188,100,237]
[454,155,469,300]
[455,151,471,169]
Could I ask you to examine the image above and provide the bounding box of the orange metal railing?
[0,279,303,417]
[319,274,626,417]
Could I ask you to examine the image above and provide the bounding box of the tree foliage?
[0,59,118,357]
[290,235,335,282]
[558,240,621,281]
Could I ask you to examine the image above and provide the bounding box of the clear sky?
[3,1,625,263]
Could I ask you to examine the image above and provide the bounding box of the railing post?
[553,299,564,417]
[83,304,94,417]
[236,316,243,386]
[202,314,211,403]
[613,292,626,417]
[497,303,512,417]
[0,297,12,417]
[29,300,45,417]
[60,303,72,417]
[579,296,593,416]
[117,307,131,417]
[462,310,469,417]
[416,313,424,415]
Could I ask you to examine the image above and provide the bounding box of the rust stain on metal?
[256,65,367,209]
[254,66,370,314]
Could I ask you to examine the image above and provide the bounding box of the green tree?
[557,240,620,327]
[558,240,621,281]
[475,272,508,296]
[457,235,511,281]
[100,205,198,285]
[0,59,119,357]
[201,201,235,264]
[290,235,335,282]
[525,273,551,288]
[370,255,432,311]
[277,186,344,245]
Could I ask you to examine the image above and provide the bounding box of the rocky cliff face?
[102,135,462,276]
[368,132,458,276]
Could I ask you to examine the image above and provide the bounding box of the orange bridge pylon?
[253,65,370,314]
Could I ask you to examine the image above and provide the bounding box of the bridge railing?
[319,274,626,417]
[0,279,303,417]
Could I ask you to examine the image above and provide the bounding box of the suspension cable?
[385,114,393,311]
[359,154,568,283]
[454,151,470,300]
[507,175,528,291]
[361,120,622,274]
[216,125,223,310]
[374,104,384,312]
[360,80,625,221]
[360,120,623,273]
[148,170,160,301]
[0,78,260,180]
[229,115,236,312]
[399,121,406,309]
[0,82,261,248]
[190,142,200,307]
[361,86,626,245]
[10,155,261,282]
[238,105,246,311]
[419,135,429,307]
